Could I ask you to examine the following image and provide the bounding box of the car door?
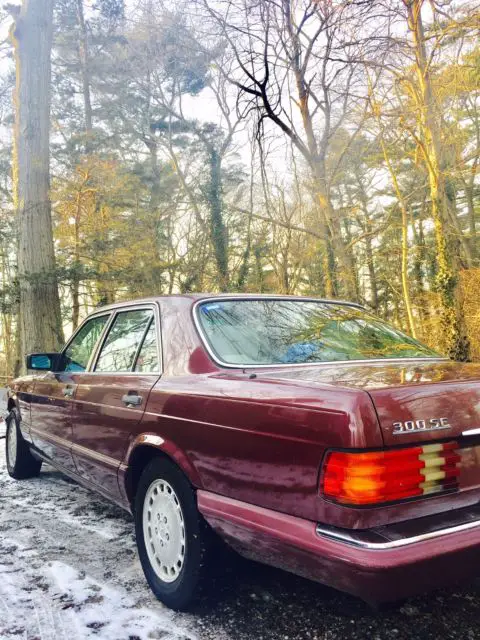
[29,313,111,471]
[70,305,161,499]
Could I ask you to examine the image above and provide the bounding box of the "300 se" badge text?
[392,417,451,435]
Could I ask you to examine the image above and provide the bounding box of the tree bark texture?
[11,0,64,365]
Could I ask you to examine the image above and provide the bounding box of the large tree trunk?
[405,0,469,359]
[11,0,64,367]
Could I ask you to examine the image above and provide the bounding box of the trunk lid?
[255,359,480,445]
[254,358,480,518]
[367,377,480,446]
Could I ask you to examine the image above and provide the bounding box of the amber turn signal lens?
[321,442,460,506]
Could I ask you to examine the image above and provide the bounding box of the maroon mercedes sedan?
[4,295,480,609]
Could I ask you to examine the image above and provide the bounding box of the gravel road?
[0,426,478,640]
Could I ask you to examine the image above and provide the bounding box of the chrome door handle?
[122,393,143,407]
[63,386,74,398]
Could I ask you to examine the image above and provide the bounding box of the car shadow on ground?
[191,549,479,640]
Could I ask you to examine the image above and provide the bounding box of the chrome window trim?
[86,311,116,372]
[316,519,480,550]
[192,296,448,370]
[90,303,163,375]
[133,316,162,374]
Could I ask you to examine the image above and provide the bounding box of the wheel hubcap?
[7,421,17,467]
[143,479,186,583]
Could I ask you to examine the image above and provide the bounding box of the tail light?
[321,442,460,506]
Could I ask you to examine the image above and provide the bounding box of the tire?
[5,409,42,479]
[134,457,211,610]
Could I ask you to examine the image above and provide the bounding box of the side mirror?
[26,353,61,372]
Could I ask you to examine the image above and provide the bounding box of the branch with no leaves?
[231,203,330,241]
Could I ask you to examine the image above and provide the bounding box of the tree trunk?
[411,217,429,327]
[378,134,417,337]
[365,231,378,312]
[313,163,357,300]
[71,268,80,329]
[95,205,114,305]
[76,0,93,140]
[400,202,416,339]
[208,147,229,291]
[11,0,64,367]
[412,214,425,292]
[464,175,477,263]
[405,0,469,359]
[71,190,82,329]
[282,0,356,301]
[354,173,378,310]
[0,250,14,376]
[236,156,254,290]
[254,245,266,292]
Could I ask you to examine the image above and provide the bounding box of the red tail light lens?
[321,442,460,506]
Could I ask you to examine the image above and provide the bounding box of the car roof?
[91,293,364,314]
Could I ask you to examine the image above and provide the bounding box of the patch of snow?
[0,438,199,640]
[47,561,194,640]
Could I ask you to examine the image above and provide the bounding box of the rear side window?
[95,309,153,372]
[64,315,109,372]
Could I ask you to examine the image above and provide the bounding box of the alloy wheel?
[142,479,186,583]
[7,420,17,468]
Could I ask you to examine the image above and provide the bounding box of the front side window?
[95,309,153,372]
[197,299,441,366]
[63,315,110,372]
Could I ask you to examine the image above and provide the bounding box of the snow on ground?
[0,428,200,640]
[0,420,479,640]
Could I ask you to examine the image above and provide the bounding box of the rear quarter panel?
[132,374,382,522]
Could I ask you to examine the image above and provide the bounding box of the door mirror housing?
[26,353,61,372]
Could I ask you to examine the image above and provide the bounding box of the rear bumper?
[198,491,480,602]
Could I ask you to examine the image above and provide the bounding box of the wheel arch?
[123,434,203,507]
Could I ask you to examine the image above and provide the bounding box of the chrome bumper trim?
[462,428,480,437]
[316,519,480,550]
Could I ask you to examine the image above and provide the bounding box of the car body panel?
[7,293,480,603]
[29,371,77,470]
[8,375,36,443]
[254,359,480,441]
[133,373,382,522]
[69,372,160,498]
[197,490,480,603]
[369,379,480,445]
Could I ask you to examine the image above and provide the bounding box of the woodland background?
[0,0,479,376]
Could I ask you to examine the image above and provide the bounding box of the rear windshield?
[196,299,440,366]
